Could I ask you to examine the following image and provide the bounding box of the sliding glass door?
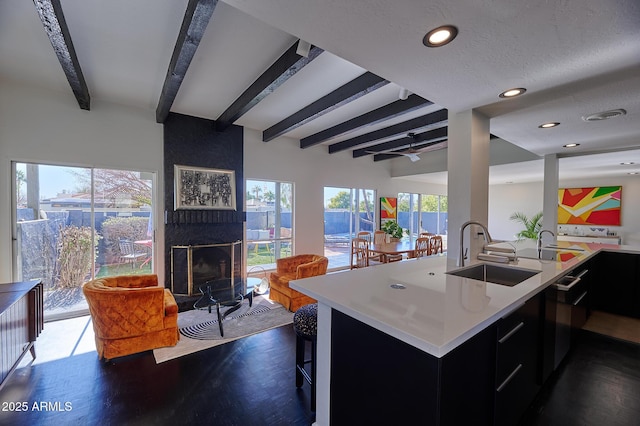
[323,187,375,269]
[13,162,155,321]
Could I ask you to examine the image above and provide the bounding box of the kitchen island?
[290,241,635,425]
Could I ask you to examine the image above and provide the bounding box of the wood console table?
[0,280,44,391]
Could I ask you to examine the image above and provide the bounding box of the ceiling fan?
[367,133,447,162]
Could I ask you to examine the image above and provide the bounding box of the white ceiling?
[1,0,639,183]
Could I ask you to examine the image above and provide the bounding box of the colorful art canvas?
[558,186,621,225]
[380,197,397,220]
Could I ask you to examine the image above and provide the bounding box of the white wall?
[0,80,448,282]
[0,80,164,282]
[489,177,640,244]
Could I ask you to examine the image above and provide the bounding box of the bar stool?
[293,303,318,411]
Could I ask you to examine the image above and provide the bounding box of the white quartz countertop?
[290,241,638,358]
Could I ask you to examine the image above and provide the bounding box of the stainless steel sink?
[447,263,539,287]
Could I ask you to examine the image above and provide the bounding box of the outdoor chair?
[119,239,147,268]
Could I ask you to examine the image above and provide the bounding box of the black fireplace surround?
[163,113,245,290]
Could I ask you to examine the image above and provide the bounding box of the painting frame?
[174,165,236,211]
[379,196,398,228]
[557,186,621,226]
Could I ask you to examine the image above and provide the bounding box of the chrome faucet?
[458,221,493,267]
[537,229,555,254]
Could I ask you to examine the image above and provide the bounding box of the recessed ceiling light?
[539,122,560,128]
[628,172,639,175]
[423,25,458,47]
[499,88,526,98]
[563,143,580,148]
[621,162,635,165]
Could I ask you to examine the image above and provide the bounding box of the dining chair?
[350,237,370,269]
[414,237,431,258]
[429,235,444,255]
[370,230,387,263]
[357,231,372,242]
[419,232,435,239]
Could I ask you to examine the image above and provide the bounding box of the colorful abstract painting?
[558,186,621,225]
[380,197,397,220]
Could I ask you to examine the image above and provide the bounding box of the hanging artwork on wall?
[380,197,397,227]
[558,186,621,225]
[174,165,236,210]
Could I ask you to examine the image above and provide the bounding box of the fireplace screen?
[171,241,242,296]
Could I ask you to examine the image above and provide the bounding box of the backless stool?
[293,303,318,411]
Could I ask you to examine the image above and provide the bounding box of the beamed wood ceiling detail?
[262,71,389,142]
[300,94,433,148]
[216,41,324,131]
[328,108,449,154]
[33,0,90,110]
[353,126,449,158]
[31,0,453,162]
[156,0,219,123]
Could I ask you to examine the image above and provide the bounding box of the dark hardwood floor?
[0,324,314,426]
[1,318,639,425]
[521,330,640,426]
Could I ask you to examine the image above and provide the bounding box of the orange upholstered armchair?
[269,254,328,312]
[82,274,179,360]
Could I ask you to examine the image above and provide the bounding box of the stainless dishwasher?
[554,268,589,369]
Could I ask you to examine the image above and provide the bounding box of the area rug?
[153,295,293,363]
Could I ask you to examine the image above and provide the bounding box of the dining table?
[368,240,416,262]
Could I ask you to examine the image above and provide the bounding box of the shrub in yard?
[101,216,149,263]
[57,226,99,288]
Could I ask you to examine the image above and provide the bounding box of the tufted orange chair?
[82,274,179,360]
[269,254,328,312]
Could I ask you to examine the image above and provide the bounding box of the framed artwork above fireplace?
[174,165,236,211]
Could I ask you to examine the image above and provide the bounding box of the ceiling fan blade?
[403,153,421,162]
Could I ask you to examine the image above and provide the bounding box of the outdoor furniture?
[269,254,328,312]
[82,274,179,360]
[293,303,318,411]
[119,239,147,268]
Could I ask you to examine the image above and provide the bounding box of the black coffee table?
[194,278,255,337]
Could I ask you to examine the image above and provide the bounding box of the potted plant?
[510,211,543,241]
[381,220,405,242]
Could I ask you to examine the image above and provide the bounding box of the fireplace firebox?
[171,241,242,296]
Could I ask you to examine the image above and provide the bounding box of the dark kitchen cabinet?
[494,294,542,426]
[591,251,639,318]
[329,309,497,426]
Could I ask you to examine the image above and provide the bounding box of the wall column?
[542,154,559,244]
[447,109,490,267]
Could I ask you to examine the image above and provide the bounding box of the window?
[246,179,293,270]
[13,162,155,320]
[323,186,376,269]
[398,192,448,237]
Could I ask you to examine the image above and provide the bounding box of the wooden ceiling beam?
[328,108,448,153]
[156,0,219,123]
[262,71,389,142]
[216,41,324,131]
[353,126,448,158]
[33,0,90,110]
[299,94,432,148]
